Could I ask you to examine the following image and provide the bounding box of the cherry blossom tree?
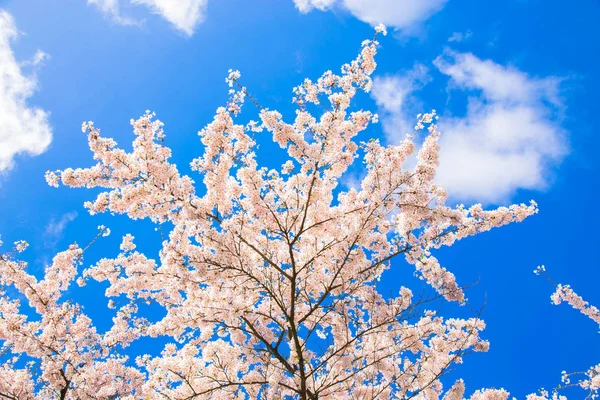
[524,266,600,400]
[0,24,594,399]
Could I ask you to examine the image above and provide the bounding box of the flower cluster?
[14,240,28,253]
[529,269,600,399]
[551,284,600,328]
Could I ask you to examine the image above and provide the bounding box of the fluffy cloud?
[371,50,567,204]
[0,11,52,173]
[371,63,430,138]
[88,0,208,36]
[293,0,447,30]
[133,0,207,35]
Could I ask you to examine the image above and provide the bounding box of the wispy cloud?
[294,0,448,32]
[88,0,208,36]
[133,0,208,36]
[371,63,431,139]
[87,0,139,26]
[44,212,78,248]
[20,49,50,67]
[371,50,567,204]
[0,10,52,173]
[90,0,445,37]
[448,30,472,43]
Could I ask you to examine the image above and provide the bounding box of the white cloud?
[293,0,337,13]
[20,49,49,67]
[293,0,447,31]
[133,0,207,36]
[90,0,443,36]
[44,212,78,248]
[0,10,52,173]
[88,0,208,36]
[371,50,567,204]
[448,30,472,43]
[434,50,562,106]
[87,0,139,25]
[372,63,430,139]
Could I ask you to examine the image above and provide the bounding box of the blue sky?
[0,0,598,397]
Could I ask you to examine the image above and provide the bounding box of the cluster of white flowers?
[98,225,111,237]
[14,240,28,253]
[374,23,387,36]
[534,265,546,275]
[225,69,241,87]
